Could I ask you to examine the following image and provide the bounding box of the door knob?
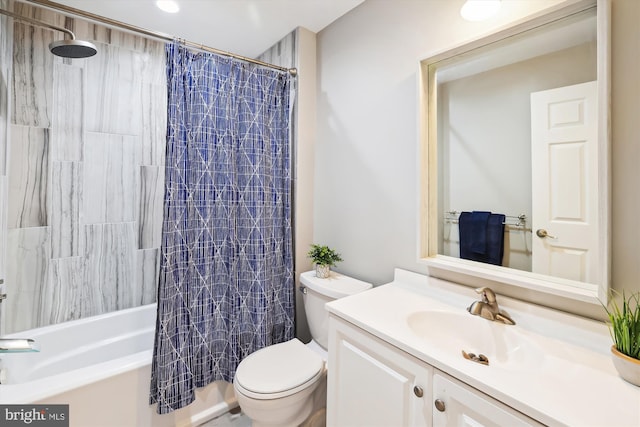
[434,399,446,412]
[536,229,557,239]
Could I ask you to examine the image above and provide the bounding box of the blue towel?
[461,211,490,253]
[459,211,506,266]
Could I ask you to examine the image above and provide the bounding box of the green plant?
[307,244,343,267]
[603,291,640,360]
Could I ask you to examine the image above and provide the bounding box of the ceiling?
[48,0,365,58]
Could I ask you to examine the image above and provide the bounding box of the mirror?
[418,0,610,305]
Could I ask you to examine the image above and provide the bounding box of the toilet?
[233,270,372,427]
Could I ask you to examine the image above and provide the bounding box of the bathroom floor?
[197,409,327,427]
[197,411,252,427]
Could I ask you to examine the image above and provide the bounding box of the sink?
[406,310,545,370]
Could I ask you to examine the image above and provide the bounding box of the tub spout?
[0,338,39,353]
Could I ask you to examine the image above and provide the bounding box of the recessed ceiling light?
[460,0,501,22]
[156,0,180,14]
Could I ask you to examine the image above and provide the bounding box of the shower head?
[0,7,98,59]
[49,39,97,59]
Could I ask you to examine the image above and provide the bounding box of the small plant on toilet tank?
[307,244,343,278]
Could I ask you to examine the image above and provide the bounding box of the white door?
[530,81,598,283]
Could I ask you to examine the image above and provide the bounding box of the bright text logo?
[0,405,68,426]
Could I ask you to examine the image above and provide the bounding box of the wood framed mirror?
[418,0,610,306]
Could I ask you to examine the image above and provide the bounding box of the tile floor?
[197,411,252,427]
[198,405,326,427]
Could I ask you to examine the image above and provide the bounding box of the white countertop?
[326,269,640,427]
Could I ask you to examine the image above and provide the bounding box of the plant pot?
[315,264,330,279]
[611,345,640,387]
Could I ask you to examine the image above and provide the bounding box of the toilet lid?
[300,270,372,299]
[235,338,323,394]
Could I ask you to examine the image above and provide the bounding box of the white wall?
[315,0,640,316]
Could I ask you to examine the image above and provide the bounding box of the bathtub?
[0,304,237,427]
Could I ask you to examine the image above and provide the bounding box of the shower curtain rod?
[22,0,298,76]
[0,6,74,39]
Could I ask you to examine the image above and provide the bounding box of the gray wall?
[610,0,640,301]
[0,1,166,333]
[315,0,639,316]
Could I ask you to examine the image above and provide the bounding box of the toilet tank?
[300,270,372,350]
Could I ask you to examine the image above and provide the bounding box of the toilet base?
[250,398,312,427]
[302,408,326,427]
[301,374,327,427]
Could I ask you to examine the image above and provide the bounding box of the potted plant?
[603,291,640,386]
[307,244,343,278]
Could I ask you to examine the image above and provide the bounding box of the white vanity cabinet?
[328,316,542,427]
[325,270,640,426]
[327,316,432,426]
[432,372,542,427]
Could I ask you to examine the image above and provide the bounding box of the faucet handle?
[474,287,496,304]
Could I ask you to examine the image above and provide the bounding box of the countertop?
[326,268,640,427]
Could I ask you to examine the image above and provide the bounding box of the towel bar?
[445,211,527,228]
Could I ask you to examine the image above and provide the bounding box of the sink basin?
[407,310,544,370]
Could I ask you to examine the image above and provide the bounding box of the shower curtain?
[150,41,295,414]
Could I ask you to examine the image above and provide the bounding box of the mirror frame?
[418,0,610,306]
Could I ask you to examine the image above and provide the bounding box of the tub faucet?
[0,338,39,353]
[467,287,515,325]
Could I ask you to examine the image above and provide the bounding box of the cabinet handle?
[434,399,446,412]
[413,386,424,398]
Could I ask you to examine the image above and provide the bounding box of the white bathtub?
[0,304,237,427]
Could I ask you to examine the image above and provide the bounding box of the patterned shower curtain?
[150,41,295,414]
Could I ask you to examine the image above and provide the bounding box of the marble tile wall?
[257,29,297,70]
[0,0,13,330]
[0,1,10,176]
[1,1,166,333]
[8,125,49,228]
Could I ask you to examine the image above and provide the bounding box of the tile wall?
[0,0,12,332]
[0,1,166,333]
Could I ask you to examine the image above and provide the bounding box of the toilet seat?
[234,338,324,400]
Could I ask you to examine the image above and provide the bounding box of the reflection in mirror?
[419,0,609,305]
[439,9,596,273]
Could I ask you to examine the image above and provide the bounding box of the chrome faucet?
[467,287,515,325]
[0,338,39,353]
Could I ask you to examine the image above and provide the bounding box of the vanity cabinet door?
[327,316,432,427]
[432,372,543,427]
